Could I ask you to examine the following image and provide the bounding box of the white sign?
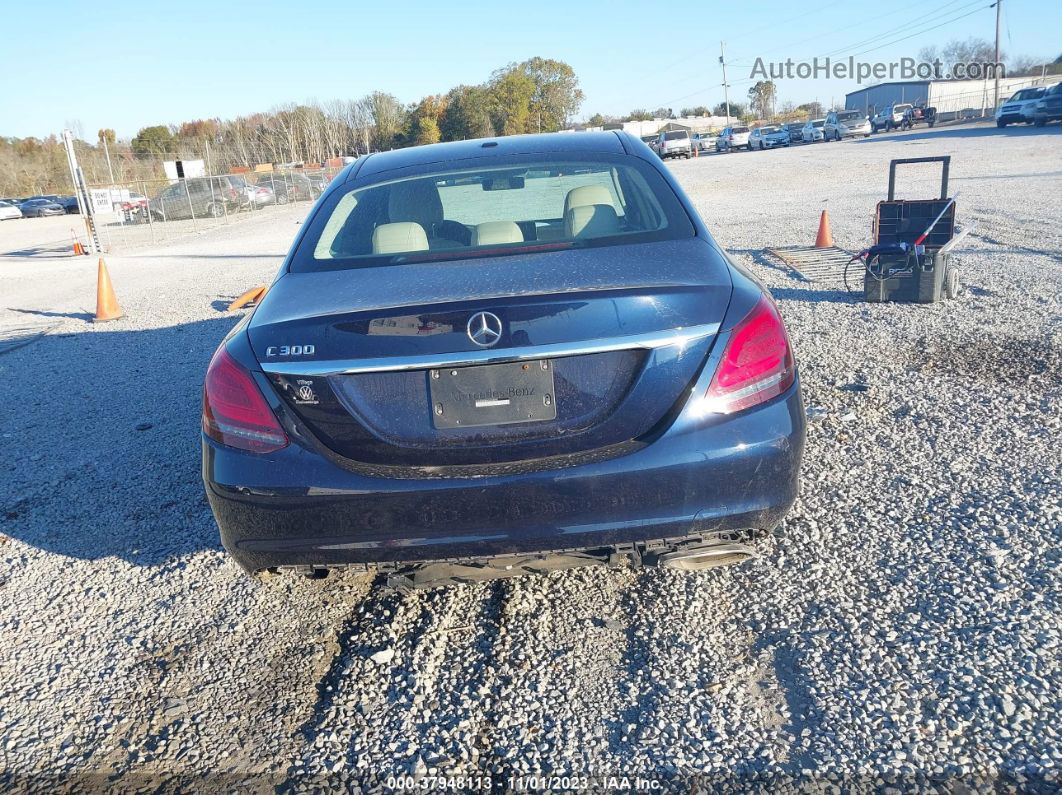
[89,189,114,216]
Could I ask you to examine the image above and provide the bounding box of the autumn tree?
[439,85,495,141]
[131,125,177,156]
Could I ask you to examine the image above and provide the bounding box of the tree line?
[0,57,582,197]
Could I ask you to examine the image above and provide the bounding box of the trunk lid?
[249,238,732,467]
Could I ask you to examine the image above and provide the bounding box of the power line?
[817,0,974,59]
[724,0,927,63]
[847,4,994,59]
[726,0,967,66]
[633,0,993,116]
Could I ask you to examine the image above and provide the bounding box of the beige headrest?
[563,184,614,216]
[565,204,621,238]
[472,221,524,246]
[372,222,429,254]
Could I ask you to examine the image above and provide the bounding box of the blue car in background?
[202,132,805,589]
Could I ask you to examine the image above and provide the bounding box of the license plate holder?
[429,360,557,429]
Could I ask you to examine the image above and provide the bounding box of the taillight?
[202,349,288,453]
[703,296,795,414]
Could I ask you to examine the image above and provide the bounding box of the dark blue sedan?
[202,132,805,589]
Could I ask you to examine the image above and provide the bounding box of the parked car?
[57,196,81,213]
[250,184,275,207]
[640,135,659,154]
[0,200,23,220]
[783,122,805,144]
[871,103,913,132]
[691,133,717,152]
[149,178,240,221]
[749,126,790,150]
[1032,82,1062,126]
[202,131,806,586]
[656,129,693,159]
[715,125,750,151]
[824,110,872,140]
[306,173,331,193]
[18,198,64,217]
[801,118,826,142]
[996,87,1047,127]
[255,172,317,202]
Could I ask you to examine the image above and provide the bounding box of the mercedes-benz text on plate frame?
[430,359,557,429]
[202,131,805,588]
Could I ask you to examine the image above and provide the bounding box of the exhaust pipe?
[656,542,756,571]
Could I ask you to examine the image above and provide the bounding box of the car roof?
[353,132,627,179]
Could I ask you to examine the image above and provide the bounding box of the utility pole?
[720,41,731,126]
[101,135,115,185]
[993,0,1002,113]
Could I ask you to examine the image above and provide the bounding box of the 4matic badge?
[293,379,319,405]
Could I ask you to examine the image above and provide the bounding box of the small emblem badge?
[467,311,503,348]
[293,379,319,405]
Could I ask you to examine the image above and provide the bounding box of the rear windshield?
[290,155,695,272]
[837,111,862,121]
[663,131,688,140]
[732,126,749,134]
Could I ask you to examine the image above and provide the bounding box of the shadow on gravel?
[0,316,242,566]
[7,306,95,321]
[753,629,820,775]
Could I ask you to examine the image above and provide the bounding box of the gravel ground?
[0,121,1059,792]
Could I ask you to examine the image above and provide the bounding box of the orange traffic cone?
[815,209,834,247]
[93,258,124,323]
[71,229,85,256]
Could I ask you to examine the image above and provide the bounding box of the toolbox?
[864,156,960,303]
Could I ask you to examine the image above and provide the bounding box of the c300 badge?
[293,379,319,405]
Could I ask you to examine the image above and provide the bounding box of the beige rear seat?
[372,222,429,254]
[565,204,620,238]
[472,221,524,246]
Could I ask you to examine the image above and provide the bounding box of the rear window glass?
[291,155,695,272]
[663,131,688,140]
[732,126,749,134]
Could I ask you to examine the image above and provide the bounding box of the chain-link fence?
[84,166,344,251]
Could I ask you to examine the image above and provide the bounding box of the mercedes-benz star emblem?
[467,311,503,348]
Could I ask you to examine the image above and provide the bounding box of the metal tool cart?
[846,156,971,303]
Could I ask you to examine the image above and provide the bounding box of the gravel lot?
[1,122,1059,791]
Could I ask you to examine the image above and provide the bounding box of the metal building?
[845,75,1062,121]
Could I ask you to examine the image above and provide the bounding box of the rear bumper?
[204,382,805,573]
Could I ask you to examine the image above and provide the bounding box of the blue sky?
[1,0,1058,140]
